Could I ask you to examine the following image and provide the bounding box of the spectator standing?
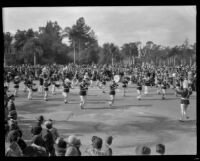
[43,120,55,156]
[5,130,23,157]
[135,145,151,155]
[86,136,106,156]
[31,115,44,136]
[54,137,67,156]
[16,129,27,154]
[104,136,113,156]
[30,135,48,156]
[65,135,82,156]
[156,144,165,155]
[47,119,59,142]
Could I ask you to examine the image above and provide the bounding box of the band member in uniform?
[136,78,142,100]
[99,75,107,93]
[13,76,20,97]
[156,75,162,95]
[90,70,97,87]
[174,78,181,97]
[144,75,150,95]
[27,76,34,100]
[62,78,72,104]
[79,79,89,109]
[108,80,118,107]
[43,78,51,101]
[122,75,129,97]
[23,75,29,93]
[161,79,167,100]
[176,83,193,122]
[51,73,58,95]
[39,73,44,93]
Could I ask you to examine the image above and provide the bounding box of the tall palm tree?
[23,37,43,65]
[61,17,97,64]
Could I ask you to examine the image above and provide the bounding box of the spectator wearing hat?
[103,136,113,156]
[47,119,59,142]
[5,130,23,157]
[30,135,48,157]
[86,136,106,156]
[31,115,44,136]
[65,135,81,156]
[135,145,151,155]
[43,120,55,156]
[54,137,67,156]
[156,144,165,155]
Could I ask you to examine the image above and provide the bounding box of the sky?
[3,6,196,47]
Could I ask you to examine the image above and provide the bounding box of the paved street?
[6,81,196,155]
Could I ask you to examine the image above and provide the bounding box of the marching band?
[4,64,196,122]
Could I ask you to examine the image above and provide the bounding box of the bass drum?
[114,75,120,83]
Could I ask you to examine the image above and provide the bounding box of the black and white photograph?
[3,6,196,156]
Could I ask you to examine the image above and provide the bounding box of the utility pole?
[112,52,114,67]
[73,40,76,64]
[34,36,39,66]
[34,52,36,66]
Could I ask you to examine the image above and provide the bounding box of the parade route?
[7,81,196,155]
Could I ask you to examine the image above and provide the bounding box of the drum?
[55,81,60,87]
[32,83,38,92]
[114,75,120,83]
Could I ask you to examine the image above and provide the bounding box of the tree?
[4,32,13,66]
[99,43,120,65]
[23,37,43,65]
[121,42,138,67]
[62,17,97,64]
[38,21,63,64]
[13,30,27,53]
